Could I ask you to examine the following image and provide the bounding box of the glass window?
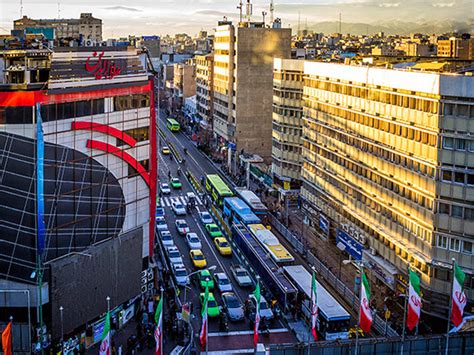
[437,235,448,249]
[462,241,473,254]
[442,170,452,182]
[456,139,466,150]
[467,174,474,186]
[3,106,33,124]
[464,208,474,221]
[469,141,474,152]
[452,205,463,218]
[443,137,454,149]
[454,172,465,184]
[449,238,460,252]
[438,203,450,214]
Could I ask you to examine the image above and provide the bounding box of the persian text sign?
[85,51,122,80]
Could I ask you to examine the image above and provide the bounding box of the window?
[437,235,448,249]
[443,137,454,149]
[454,172,465,184]
[467,174,474,186]
[462,241,472,254]
[442,170,452,182]
[438,203,450,214]
[0,106,33,124]
[469,141,474,152]
[452,205,463,218]
[117,126,150,147]
[456,139,466,150]
[464,208,474,221]
[449,238,460,252]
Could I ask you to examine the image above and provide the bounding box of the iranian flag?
[99,311,111,355]
[359,270,373,333]
[451,263,467,327]
[200,285,209,349]
[406,269,422,331]
[154,297,163,355]
[253,279,261,347]
[310,271,319,341]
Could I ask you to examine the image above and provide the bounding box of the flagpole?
[308,267,316,355]
[205,280,209,355]
[354,261,361,355]
[400,265,409,355]
[445,258,455,355]
[106,296,111,313]
[160,286,164,355]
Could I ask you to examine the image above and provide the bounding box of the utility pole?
[338,12,342,34]
[237,0,243,23]
[269,0,274,24]
[262,11,267,26]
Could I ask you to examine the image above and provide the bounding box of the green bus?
[205,174,233,206]
[167,118,180,132]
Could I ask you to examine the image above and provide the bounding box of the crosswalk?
[160,195,203,207]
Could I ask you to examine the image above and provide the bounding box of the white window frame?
[437,235,448,249]
[449,238,461,252]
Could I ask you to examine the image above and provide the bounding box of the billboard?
[336,228,363,261]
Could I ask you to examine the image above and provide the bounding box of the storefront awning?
[363,250,399,290]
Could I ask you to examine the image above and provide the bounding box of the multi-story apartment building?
[213,21,291,162]
[195,53,214,125]
[298,61,473,319]
[14,13,102,42]
[437,37,474,60]
[0,46,155,349]
[172,60,195,112]
[272,58,304,193]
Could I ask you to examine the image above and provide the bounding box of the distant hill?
[297,20,473,36]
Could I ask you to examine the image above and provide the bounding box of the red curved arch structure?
[72,121,137,147]
[86,140,150,186]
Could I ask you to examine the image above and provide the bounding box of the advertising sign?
[319,214,329,234]
[336,228,363,261]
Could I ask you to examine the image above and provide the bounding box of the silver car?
[222,292,244,322]
[172,263,189,286]
[172,199,187,215]
[185,233,202,249]
[160,230,174,247]
[166,246,184,265]
[199,211,213,225]
[160,182,171,195]
[248,294,274,320]
[214,272,233,293]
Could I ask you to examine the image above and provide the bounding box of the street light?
[185,266,217,305]
[59,306,64,353]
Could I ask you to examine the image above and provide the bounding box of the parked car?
[205,223,222,238]
[155,205,165,218]
[214,272,233,293]
[230,265,253,287]
[190,249,207,269]
[160,183,171,195]
[199,211,213,225]
[166,246,183,265]
[159,230,174,247]
[222,292,244,322]
[155,216,168,231]
[171,178,182,189]
[172,200,186,215]
[214,237,232,256]
[185,233,202,249]
[200,292,220,318]
[175,219,190,235]
[172,263,189,286]
[247,294,274,321]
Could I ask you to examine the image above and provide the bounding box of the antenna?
[20,0,23,17]
[237,0,243,23]
[269,0,274,24]
[297,11,301,38]
[338,12,342,34]
[58,0,60,18]
[262,11,267,26]
[245,0,252,23]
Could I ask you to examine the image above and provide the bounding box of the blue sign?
[319,214,329,234]
[228,142,236,151]
[336,229,363,261]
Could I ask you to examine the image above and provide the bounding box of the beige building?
[14,13,102,42]
[212,21,291,162]
[437,37,474,60]
[195,53,214,124]
[173,60,196,110]
[298,61,473,319]
[272,58,304,192]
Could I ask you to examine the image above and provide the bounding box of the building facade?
[437,37,474,60]
[0,46,156,350]
[195,53,214,124]
[299,61,473,319]
[13,13,102,42]
[212,21,291,162]
[272,58,304,192]
[172,60,196,113]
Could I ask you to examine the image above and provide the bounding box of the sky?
[0,0,472,38]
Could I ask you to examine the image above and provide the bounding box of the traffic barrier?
[185,170,203,193]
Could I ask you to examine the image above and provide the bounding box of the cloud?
[104,6,141,12]
[378,2,400,7]
[193,10,229,16]
[432,3,454,7]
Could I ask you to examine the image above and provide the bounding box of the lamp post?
[59,306,64,354]
[205,277,210,355]
[186,266,216,304]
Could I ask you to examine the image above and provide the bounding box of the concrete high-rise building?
[299,61,473,319]
[195,53,214,125]
[14,13,102,42]
[437,37,474,60]
[212,21,291,162]
[272,58,304,194]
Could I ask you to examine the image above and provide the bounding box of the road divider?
[185,170,203,193]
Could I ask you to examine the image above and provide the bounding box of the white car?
[214,272,233,293]
[155,216,168,231]
[199,211,213,225]
[160,183,171,195]
[248,295,274,320]
[172,200,187,216]
[175,219,190,235]
[185,233,202,249]
[160,230,174,247]
[166,246,184,265]
[172,263,189,286]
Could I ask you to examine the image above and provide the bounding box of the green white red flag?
[154,297,163,355]
[406,269,421,331]
[359,270,373,333]
[311,271,318,341]
[200,285,209,349]
[99,311,111,355]
[253,279,261,347]
[451,263,467,327]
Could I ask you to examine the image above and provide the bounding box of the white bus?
[235,188,268,217]
[283,265,351,341]
[248,224,294,263]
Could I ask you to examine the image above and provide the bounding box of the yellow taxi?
[190,249,207,268]
[161,146,171,155]
[214,237,232,256]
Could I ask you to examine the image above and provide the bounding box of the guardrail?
[185,171,203,194]
[268,213,399,338]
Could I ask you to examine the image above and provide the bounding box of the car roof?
[173,263,186,269]
[167,246,179,251]
[249,294,267,302]
[206,223,218,227]
[222,292,237,299]
[215,272,227,278]
[200,211,210,215]
[200,269,211,275]
[200,292,215,299]
[187,233,199,238]
[215,237,227,242]
[176,219,186,223]
[191,249,203,255]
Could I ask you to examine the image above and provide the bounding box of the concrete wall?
[235,27,291,161]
